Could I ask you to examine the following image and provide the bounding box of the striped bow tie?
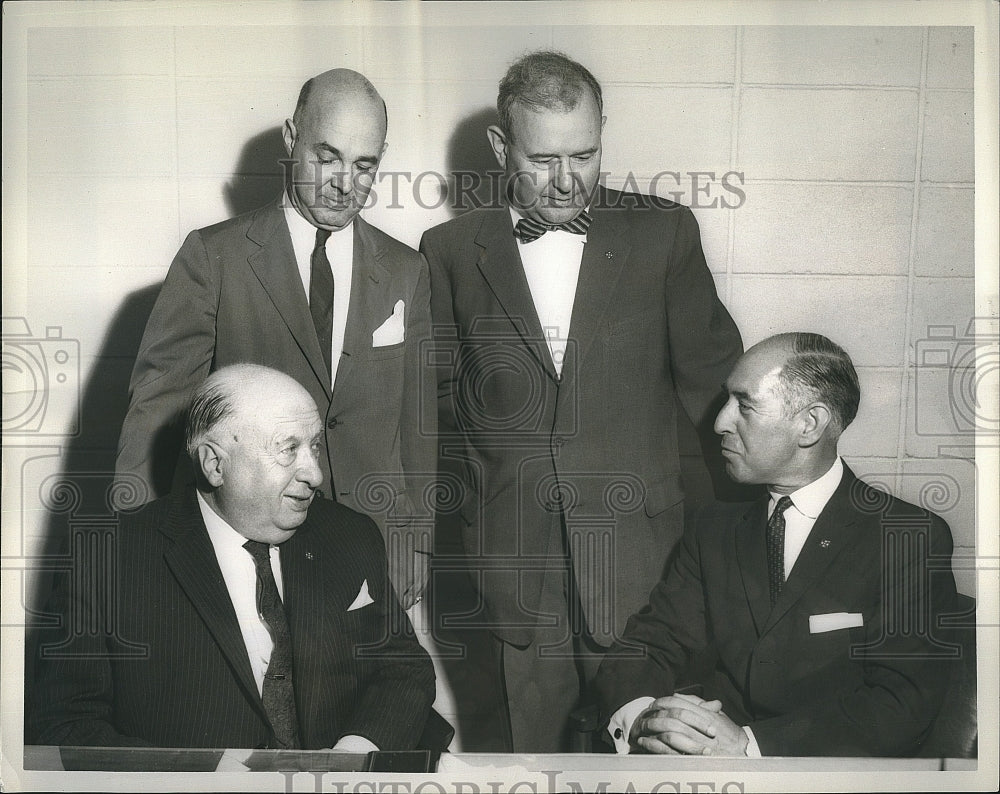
[512,211,592,244]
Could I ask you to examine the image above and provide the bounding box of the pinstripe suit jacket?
[28,489,435,750]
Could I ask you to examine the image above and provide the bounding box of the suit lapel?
[474,211,558,381]
[160,490,266,720]
[762,467,869,633]
[559,187,631,390]
[246,199,331,398]
[735,498,773,635]
[331,217,387,406]
[279,521,325,741]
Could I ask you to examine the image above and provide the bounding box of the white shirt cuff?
[608,696,656,754]
[331,734,380,753]
[743,725,762,757]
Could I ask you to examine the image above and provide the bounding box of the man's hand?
[630,693,749,756]
[393,550,430,611]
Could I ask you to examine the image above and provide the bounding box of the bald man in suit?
[115,69,435,608]
[31,364,435,751]
[596,334,960,757]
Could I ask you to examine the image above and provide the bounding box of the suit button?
[326,417,338,429]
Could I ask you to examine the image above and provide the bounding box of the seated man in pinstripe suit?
[29,364,435,751]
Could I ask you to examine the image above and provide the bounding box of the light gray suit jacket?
[115,199,436,567]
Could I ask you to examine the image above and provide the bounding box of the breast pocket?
[357,341,406,361]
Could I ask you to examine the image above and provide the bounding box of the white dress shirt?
[510,208,587,377]
[608,458,846,755]
[197,492,378,753]
[198,491,282,698]
[284,197,354,389]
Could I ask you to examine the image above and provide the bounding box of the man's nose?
[714,398,735,435]
[326,166,352,195]
[552,159,574,194]
[298,451,324,489]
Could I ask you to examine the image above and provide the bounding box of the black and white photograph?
[2,1,996,792]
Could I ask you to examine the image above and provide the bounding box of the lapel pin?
[305,551,314,560]
[605,251,614,260]
[820,540,831,548]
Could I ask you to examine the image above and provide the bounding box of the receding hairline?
[292,69,388,131]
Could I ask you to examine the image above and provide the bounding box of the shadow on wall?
[442,106,502,220]
[23,283,160,734]
[224,126,287,217]
[23,127,295,737]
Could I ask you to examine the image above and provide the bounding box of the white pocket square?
[347,579,375,611]
[809,612,864,634]
[372,299,405,347]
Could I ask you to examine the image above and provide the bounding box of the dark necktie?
[310,228,335,381]
[243,540,300,749]
[767,496,794,606]
[512,210,592,244]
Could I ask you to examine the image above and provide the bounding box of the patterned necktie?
[767,496,794,606]
[512,210,593,244]
[243,540,300,749]
[309,228,334,381]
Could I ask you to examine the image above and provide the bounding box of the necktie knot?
[314,228,331,249]
[772,495,794,518]
[512,211,592,244]
[243,539,271,565]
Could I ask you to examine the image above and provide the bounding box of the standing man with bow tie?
[114,69,435,608]
[420,51,743,751]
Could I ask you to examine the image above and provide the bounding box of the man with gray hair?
[420,50,742,750]
[115,68,435,609]
[31,364,435,751]
[595,333,960,757]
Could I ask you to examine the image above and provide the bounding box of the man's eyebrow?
[729,388,753,403]
[315,143,379,164]
[528,145,599,159]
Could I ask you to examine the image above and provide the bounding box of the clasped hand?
[629,693,749,756]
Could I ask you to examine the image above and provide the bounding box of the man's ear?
[196,441,227,488]
[798,402,833,447]
[486,125,508,169]
[282,119,296,157]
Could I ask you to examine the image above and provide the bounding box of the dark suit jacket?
[595,465,961,756]
[115,200,436,555]
[28,490,435,750]
[420,187,743,646]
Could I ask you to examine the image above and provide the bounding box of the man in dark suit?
[595,333,960,757]
[30,364,435,751]
[420,51,743,751]
[114,69,434,607]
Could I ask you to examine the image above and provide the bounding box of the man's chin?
[535,205,587,225]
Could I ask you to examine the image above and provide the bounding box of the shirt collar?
[770,457,844,520]
[282,190,353,246]
[197,490,257,555]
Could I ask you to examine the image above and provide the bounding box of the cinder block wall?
[11,15,978,749]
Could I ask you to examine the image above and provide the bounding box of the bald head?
[283,69,388,231]
[186,364,324,543]
[292,68,387,137]
[185,364,316,458]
